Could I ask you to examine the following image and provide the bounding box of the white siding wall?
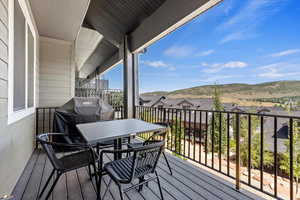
[0,0,38,196]
[39,37,75,107]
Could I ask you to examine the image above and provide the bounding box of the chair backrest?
[144,122,169,145]
[130,141,165,181]
[36,133,91,171]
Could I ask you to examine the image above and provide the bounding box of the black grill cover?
[53,97,114,143]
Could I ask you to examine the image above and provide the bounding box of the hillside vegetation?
[142,81,300,106]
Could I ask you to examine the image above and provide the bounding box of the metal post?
[122,35,138,119]
[132,54,139,118]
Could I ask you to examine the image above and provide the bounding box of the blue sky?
[104,0,300,93]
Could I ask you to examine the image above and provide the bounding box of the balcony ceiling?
[30,0,90,41]
[83,0,166,48]
[79,0,222,79]
[78,0,166,78]
[78,39,118,78]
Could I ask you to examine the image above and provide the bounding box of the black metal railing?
[75,88,123,107]
[135,106,300,200]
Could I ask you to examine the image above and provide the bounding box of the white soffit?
[75,27,103,71]
[30,0,90,41]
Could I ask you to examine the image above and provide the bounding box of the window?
[13,0,26,111]
[182,105,191,110]
[157,105,164,110]
[8,0,36,124]
[27,27,34,108]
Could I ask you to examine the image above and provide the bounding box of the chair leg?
[38,169,55,199]
[97,171,102,200]
[91,163,99,199]
[44,172,61,200]
[102,178,112,200]
[155,171,164,200]
[138,176,145,192]
[117,184,124,200]
[162,152,173,175]
[88,164,92,180]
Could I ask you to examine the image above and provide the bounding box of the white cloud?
[164,45,195,57]
[202,61,248,73]
[257,62,300,78]
[219,31,256,44]
[218,0,287,44]
[142,60,175,71]
[197,49,215,56]
[143,60,168,68]
[269,49,300,57]
[199,75,235,83]
[219,0,285,30]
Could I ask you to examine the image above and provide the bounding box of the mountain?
[142,81,300,105]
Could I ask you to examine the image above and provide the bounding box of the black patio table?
[76,119,166,160]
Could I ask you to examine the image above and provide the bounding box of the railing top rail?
[136,106,300,120]
[36,107,59,109]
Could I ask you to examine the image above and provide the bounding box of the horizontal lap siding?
[0,0,37,196]
[0,1,8,28]
[39,38,75,107]
[0,0,7,102]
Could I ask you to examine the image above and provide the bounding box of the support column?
[122,35,139,118]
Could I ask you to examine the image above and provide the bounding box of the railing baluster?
[188,109,191,159]
[260,116,264,191]
[175,110,179,153]
[274,117,278,198]
[42,108,45,133]
[290,118,294,200]
[171,108,174,152]
[193,110,196,161]
[184,109,186,157]
[167,108,170,149]
[155,107,158,123]
[248,114,251,185]
[35,108,39,148]
[227,113,230,176]
[49,108,51,132]
[179,110,182,156]
[236,113,240,190]
[212,112,215,169]
[205,111,208,166]
[199,111,202,163]
[219,112,222,172]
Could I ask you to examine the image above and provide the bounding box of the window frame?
[7,0,37,124]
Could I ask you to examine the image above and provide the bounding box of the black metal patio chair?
[98,141,165,200]
[36,133,99,200]
[127,122,172,175]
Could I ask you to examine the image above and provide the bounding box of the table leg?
[114,138,123,160]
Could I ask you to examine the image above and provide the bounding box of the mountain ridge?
[142,81,300,101]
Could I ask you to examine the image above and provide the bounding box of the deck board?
[12,149,266,200]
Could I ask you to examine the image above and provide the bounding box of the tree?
[280,119,300,195]
[208,84,227,155]
[170,117,185,158]
[231,112,273,168]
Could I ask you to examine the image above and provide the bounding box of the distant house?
[177,99,194,110]
[139,95,300,153]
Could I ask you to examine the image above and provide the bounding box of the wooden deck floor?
[12,149,266,200]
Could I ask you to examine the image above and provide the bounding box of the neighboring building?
[139,96,300,153]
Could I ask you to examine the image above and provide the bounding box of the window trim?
[7,0,37,124]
